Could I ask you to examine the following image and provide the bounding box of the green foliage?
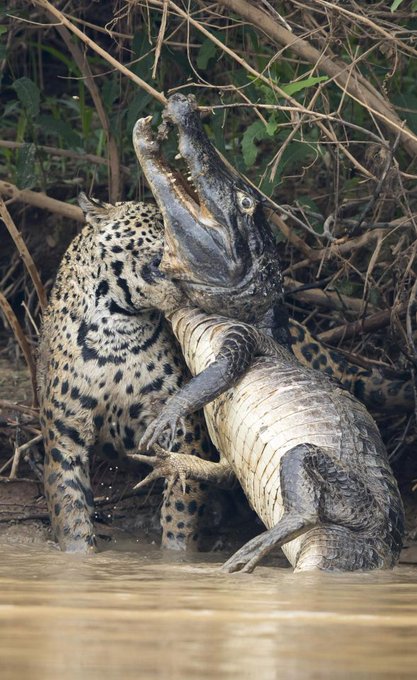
[1,1,416,215]
[280,75,328,97]
[197,39,217,70]
[15,143,37,189]
[242,120,272,167]
[12,77,40,119]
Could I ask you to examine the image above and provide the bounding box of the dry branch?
[10,434,43,479]
[0,140,130,173]
[55,25,121,203]
[284,229,389,274]
[214,0,417,157]
[0,199,47,312]
[0,181,83,221]
[0,291,37,406]
[285,277,375,314]
[0,400,38,416]
[318,305,407,344]
[34,0,167,105]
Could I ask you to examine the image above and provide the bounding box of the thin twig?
[0,292,37,406]
[0,199,47,311]
[55,24,121,202]
[352,132,402,235]
[10,434,43,479]
[152,0,169,79]
[0,400,38,416]
[0,140,130,174]
[34,0,167,105]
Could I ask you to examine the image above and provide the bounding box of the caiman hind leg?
[222,442,392,574]
[222,443,321,573]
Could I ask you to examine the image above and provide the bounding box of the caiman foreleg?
[140,323,260,450]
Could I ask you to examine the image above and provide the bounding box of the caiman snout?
[133,116,157,158]
[134,95,284,323]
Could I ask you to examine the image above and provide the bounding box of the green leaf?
[197,39,217,70]
[241,116,281,167]
[0,24,7,35]
[126,92,153,133]
[12,77,40,118]
[102,77,119,112]
[266,116,278,136]
[3,101,20,118]
[248,73,328,102]
[390,0,405,10]
[37,114,82,148]
[281,75,328,96]
[32,42,75,73]
[241,120,269,167]
[16,143,37,189]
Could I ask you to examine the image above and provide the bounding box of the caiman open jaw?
[133,95,284,323]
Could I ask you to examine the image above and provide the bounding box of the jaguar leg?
[43,424,96,553]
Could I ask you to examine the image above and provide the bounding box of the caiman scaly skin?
[37,194,410,555]
[132,97,404,571]
[37,196,215,553]
[133,96,289,347]
[137,308,405,573]
[133,101,413,413]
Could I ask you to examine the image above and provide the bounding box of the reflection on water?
[1,541,417,680]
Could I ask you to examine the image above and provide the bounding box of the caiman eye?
[237,192,255,213]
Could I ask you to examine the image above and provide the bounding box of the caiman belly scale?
[139,307,404,573]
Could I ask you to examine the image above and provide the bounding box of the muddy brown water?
[1,541,417,679]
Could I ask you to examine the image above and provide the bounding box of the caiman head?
[132,94,284,325]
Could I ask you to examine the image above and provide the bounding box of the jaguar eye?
[237,192,255,213]
[151,255,162,268]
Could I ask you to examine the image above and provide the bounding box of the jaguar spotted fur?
[37,195,215,553]
[37,195,412,553]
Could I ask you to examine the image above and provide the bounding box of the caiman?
[136,308,404,573]
[133,95,413,413]
[132,95,405,572]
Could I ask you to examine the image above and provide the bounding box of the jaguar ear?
[77,193,114,223]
